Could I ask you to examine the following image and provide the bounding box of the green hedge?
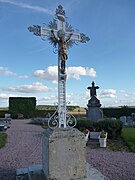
[102,107,135,118]
[97,119,123,139]
[9,97,36,118]
[75,118,123,139]
[0,110,9,118]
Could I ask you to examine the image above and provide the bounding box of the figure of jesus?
[51,29,72,74]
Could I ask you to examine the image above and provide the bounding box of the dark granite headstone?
[87,82,103,121]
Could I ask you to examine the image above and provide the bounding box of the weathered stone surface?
[42,128,86,180]
[16,163,108,180]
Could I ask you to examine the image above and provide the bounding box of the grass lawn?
[121,128,135,152]
[0,132,7,149]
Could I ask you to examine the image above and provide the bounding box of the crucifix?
[28,5,90,128]
[87,81,99,97]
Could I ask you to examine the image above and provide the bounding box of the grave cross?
[88,81,99,97]
[28,5,90,128]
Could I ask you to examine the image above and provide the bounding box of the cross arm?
[28,25,57,37]
[28,25,41,36]
[79,33,90,43]
[65,32,90,43]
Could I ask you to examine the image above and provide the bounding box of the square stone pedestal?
[42,128,86,180]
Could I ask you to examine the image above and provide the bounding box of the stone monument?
[87,81,103,121]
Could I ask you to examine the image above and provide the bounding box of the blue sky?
[0,0,135,107]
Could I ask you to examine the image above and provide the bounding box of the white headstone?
[120,116,127,125]
[5,113,11,118]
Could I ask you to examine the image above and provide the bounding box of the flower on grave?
[99,130,107,138]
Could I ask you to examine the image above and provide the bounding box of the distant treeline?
[0,98,80,118]
[1,100,135,118]
[36,105,80,111]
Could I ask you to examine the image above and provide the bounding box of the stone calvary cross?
[28,5,90,128]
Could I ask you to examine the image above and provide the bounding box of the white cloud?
[0,93,19,99]
[99,89,116,98]
[18,75,29,79]
[86,67,96,77]
[67,66,86,80]
[0,66,29,79]
[114,99,135,106]
[0,0,53,15]
[67,66,96,80]
[0,66,16,76]
[38,95,57,102]
[33,66,58,82]
[124,93,129,97]
[3,82,53,93]
[33,66,96,82]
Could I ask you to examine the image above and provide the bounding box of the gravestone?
[126,116,133,127]
[120,116,127,125]
[131,113,135,126]
[87,81,103,121]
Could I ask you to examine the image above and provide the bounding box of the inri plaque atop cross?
[28,5,90,128]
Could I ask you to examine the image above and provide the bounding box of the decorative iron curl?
[48,109,59,129]
[66,113,77,128]
[53,48,58,54]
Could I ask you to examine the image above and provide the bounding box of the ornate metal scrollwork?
[28,25,41,36]
[48,109,59,129]
[80,33,90,43]
[66,113,77,128]
[56,5,65,17]
[48,108,77,129]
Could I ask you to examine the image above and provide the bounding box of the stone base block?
[42,128,86,180]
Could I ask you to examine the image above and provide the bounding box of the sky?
[0,0,135,108]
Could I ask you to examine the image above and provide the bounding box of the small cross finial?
[88,81,99,97]
[56,5,65,22]
[92,81,95,86]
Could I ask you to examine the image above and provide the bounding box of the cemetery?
[0,4,135,180]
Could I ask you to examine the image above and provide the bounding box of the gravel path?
[0,120,135,180]
[0,119,44,180]
[87,141,135,180]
